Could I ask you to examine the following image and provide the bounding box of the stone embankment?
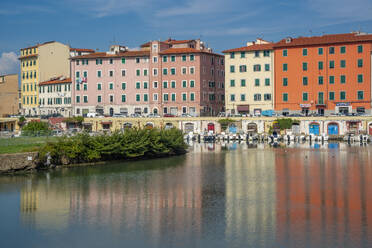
[0,152,38,173]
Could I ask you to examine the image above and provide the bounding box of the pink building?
[70,39,224,116]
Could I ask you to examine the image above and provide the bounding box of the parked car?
[130,113,141,118]
[86,112,97,118]
[180,113,192,117]
[112,113,127,118]
[217,112,226,117]
[146,113,160,118]
[163,113,176,117]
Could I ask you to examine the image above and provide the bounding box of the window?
[121,58,126,64]
[329,60,334,68]
[163,56,168,62]
[83,84,87,91]
[76,71,80,78]
[265,78,270,86]
[230,94,235,101]
[190,80,195,88]
[283,63,288,71]
[109,83,113,90]
[144,82,148,89]
[190,93,195,101]
[182,55,187,61]
[109,59,113,64]
[230,80,235,87]
[182,67,187,74]
[329,75,335,84]
[253,64,261,71]
[136,58,140,63]
[171,55,176,62]
[358,59,363,67]
[302,92,308,101]
[318,76,324,85]
[182,80,187,88]
[329,47,335,54]
[163,81,168,88]
[190,67,195,74]
[230,52,235,59]
[265,64,270,71]
[171,68,176,75]
[153,68,158,76]
[264,94,271,101]
[358,74,363,83]
[153,81,158,88]
[109,70,114,77]
[76,83,80,91]
[303,77,308,86]
[318,92,324,104]
[171,81,176,88]
[283,77,288,86]
[255,79,260,86]
[153,93,158,101]
[121,82,126,90]
[121,70,126,76]
[144,94,148,102]
[340,46,346,54]
[240,94,246,101]
[136,94,140,102]
[162,68,168,75]
[97,70,102,77]
[153,56,158,63]
[329,91,335,100]
[136,69,141,76]
[340,75,346,84]
[83,96,88,103]
[239,65,247,72]
[190,54,195,61]
[302,62,308,71]
[136,82,140,89]
[318,47,323,55]
[240,52,245,58]
[182,93,187,101]
[171,93,176,102]
[340,60,346,68]
[254,51,260,57]
[303,48,308,56]
[283,49,288,57]
[121,95,126,102]
[109,95,114,103]
[240,79,246,87]
[357,91,364,100]
[254,94,261,101]
[340,91,346,100]
[144,69,148,76]
[358,45,363,53]
[263,50,270,57]
[230,65,235,73]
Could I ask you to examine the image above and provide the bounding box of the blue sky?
[1,0,372,75]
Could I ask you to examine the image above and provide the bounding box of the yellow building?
[20,41,70,116]
[223,39,275,116]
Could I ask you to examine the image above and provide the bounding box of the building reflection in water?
[275,145,372,248]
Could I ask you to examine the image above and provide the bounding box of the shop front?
[335,103,351,114]
[300,104,311,116]
[346,121,361,135]
[237,105,249,115]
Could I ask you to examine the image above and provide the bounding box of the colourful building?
[223,39,274,115]
[274,32,372,115]
[70,39,224,117]
[19,41,70,116]
[0,74,19,117]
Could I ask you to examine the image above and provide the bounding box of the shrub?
[218,118,235,131]
[22,121,51,136]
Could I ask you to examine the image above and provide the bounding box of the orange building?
[274,32,372,115]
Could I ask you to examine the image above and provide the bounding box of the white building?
[39,76,72,117]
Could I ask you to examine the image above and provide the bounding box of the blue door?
[229,124,237,134]
[309,123,320,135]
[328,123,339,135]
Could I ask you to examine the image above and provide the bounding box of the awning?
[237,105,249,112]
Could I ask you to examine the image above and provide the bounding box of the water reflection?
[2,143,372,247]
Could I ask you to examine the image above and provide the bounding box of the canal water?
[0,142,372,248]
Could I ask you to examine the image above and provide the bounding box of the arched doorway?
[123,122,132,130]
[164,123,173,130]
[145,122,153,130]
[109,107,114,116]
[207,123,215,132]
[185,123,194,133]
[229,124,237,134]
[153,108,158,114]
[309,122,320,135]
[327,122,339,135]
[247,123,258,135]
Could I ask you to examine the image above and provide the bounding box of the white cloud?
[0,52,19,75]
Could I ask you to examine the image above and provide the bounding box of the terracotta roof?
[159,47,223,57]
[39,77,71,86]
[274,32,372,48]
[70,48,95,53]
[19,54,38,60]
[71,50,150,59]
[222,43,274,53]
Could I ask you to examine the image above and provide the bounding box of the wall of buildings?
[0,74,19,117]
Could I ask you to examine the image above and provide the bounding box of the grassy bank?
[37,128,187,167]
[0,136,58,154]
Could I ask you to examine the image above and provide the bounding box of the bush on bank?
[37,128,187,166]
[22,121,51,136]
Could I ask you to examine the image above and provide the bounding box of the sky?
[1,0,372,75]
